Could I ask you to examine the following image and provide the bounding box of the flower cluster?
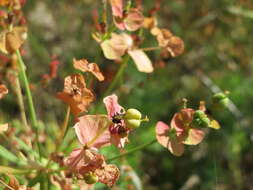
[62,93,148,186]
[55,56,148,186]
[156,102,220,156]
[92,0,184,74]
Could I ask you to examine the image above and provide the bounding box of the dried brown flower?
[0,84,8,99]
[73,58,104,81]
[57,74,94,116]
[0,26,27,54]
[151,27,184,57]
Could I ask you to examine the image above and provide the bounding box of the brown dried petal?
[73,59,105,81]
[65,148,105,176]
[5,27,27,54]
[5,175,20,190]
[96,164,120,187]
[156,29,173,47]
[152,28,184,57]
[0,31,8,54]
[0,84,8,99]
[0,27,27,54]
[80,150,105,174]
[143,17,157,29]
[124,8,144,31]
[57,74,94,116]
[166,36,184,57]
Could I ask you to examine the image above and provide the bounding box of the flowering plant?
[0,1,226,189]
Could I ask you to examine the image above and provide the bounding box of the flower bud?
[212,92,229,108]
[125,119,141,129]
[83,172,98,184]
[124,108,142,120]
[192,110,210,128]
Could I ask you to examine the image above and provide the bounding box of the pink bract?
[103,94,128,148]
[74,115,111,148]
[155,121,184,156]
[156,108,206,156]
[183,128,205,145]
[170,108,194,133]
[170,108,205,145]
[103,94,124,120]
[110,0,123,18]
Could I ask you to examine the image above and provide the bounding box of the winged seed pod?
[0,26,27,54]
[212,92,229,109]
[191,110,211,128]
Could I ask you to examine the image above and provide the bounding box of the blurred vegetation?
[1,0,253,189]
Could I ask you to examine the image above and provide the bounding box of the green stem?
[16,50,40,157]
[13,73,29,131]
[45,106,71,169]
[56,106,71,151]
[104,55,129,96]
[140,46,161,52]
[107,139,157,162]
[16,50,38,130]
[102,0,108,32]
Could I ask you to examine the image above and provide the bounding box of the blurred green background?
[2,0,253,189]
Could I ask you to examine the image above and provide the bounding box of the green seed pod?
[192,110,210,128]
[125,119,141,129]
[194,110,205,118]
[168,128,177,139]
[83,172,98,184]
[124,108,142,120]
[212,92,229,108]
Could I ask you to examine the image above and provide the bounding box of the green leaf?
[0,145,19,163]
[0,166,30,174]
[0,145,26,165]
[14,137,39,159]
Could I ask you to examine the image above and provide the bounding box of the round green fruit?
[125,119,141,129]
[83,172,98,184]
[124,108,142,120]
[194,110,205,118]
[192,110,210,128]
[212,92,229,108]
